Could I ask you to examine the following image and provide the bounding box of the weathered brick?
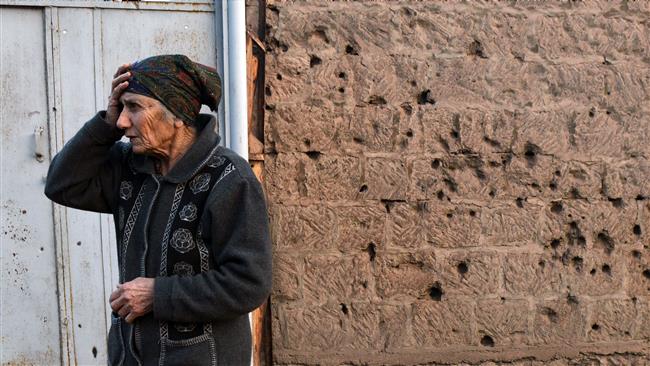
[562,252,626,297]
[625,244,650,297]
[265,51,312,104]
[304,154,363,200]
[409,153,509,201]
[481,201,543,246]
[505,156,604,200]
[341,302,381,351]
[531,299,587,345]
[265,101,340,153]
[271,204,336,251]
[379,303,415,351]
[387,202,426,250]
[376,252,436,299]
[338,105,397,153]
[587,299,636,342]
[539,199,640,254]
[365,157,409,200]
[303,254,373,303]
[476,298,529,347]
[437,251,502,297]
[412,299,475,347]
[332,204,386,252]
[272,255,303,302]
[273,303,345,351]
[636,296,650,340]
[264,153,305,201]
[423,202,482,248]
[603,159,650,199]
[504,252,563,296]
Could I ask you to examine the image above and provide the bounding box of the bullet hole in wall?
[340,303,348,315]
[431,159,441,169]
[597,231,615,254]
[368,95,387,105]
[571,256,583,272]
[405,129,414,138]
[359,184,368,193]
[642,269,650,279]
[92,347,97,358]
[366,242,376,262]
[550,239,561,249]
[276,73,283,80]
[542,307,558,323]
[469,210,476,217]
[352,136,364,144]
[345,44,359,55]
[446,212,453,219]
[524,142,541,166]
[548,181,558,191]
[608,197,624,208]
[489,189,496,198]
[418,89,436,105]
[633,225,642,236]
[303,138,311,147]
[77,241,81,246]
[592,323,600,331]
[457,261,468,275]
[631,250,641,259]
[602,263,612,275]
[516,197,525,208]
[309,55,322,67]
[436,190,445,200]
[338,71,346,79]
[401,102,413,115]
[480,335,495,347]
[551,201,563,214]
[429,282,443,301]
[567,294,579,305]
[590,268,597,276]
[588,107,596,117]
[306,151,321,160]
[567,222,586,247]
[338,87,345,93]
[468,40,488,59]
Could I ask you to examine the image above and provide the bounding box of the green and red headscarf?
[126,54,221,128]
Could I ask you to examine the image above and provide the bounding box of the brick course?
[264,1,650,364]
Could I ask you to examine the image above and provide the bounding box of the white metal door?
[1,2,217,364]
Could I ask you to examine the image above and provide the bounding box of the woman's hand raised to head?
[106,63,131,127]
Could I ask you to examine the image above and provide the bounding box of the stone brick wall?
[263,1,650,364]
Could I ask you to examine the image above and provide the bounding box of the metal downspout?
[215,0,248,160]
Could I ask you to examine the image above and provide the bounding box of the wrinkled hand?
[105,63,132,127]
[109,277,154,324]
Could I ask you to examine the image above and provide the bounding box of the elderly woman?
[45,55,272,366]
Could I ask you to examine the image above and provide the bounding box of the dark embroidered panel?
[159,151,234,340]
[115,152,148,283]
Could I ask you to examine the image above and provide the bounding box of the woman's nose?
[116,110,130,130]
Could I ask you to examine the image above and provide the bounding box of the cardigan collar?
[130,114,221,183]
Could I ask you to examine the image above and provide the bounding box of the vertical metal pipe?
[215,0,248,160]
[226,0,248,160]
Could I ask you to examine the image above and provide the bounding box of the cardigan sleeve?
[44,111,125,214]
[152,171,273,322]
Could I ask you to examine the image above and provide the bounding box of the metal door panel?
[57,7,110,364]
[0,7,61,365]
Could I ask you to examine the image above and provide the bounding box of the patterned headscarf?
[126,54,221,128]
